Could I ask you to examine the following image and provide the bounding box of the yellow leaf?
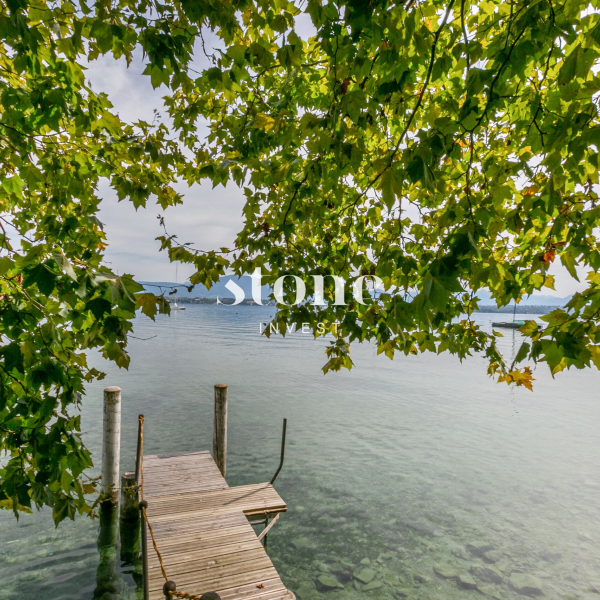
[498,367,535,391]
[254,114,275,132]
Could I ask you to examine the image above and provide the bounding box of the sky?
[88,45,245,284]
[86,42,586,297]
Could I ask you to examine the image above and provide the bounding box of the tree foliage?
[2,0,600,520]
[166,0,600,382]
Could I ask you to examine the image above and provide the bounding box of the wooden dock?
[143,450,293,600]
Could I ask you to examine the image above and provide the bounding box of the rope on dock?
[137,415,220,600]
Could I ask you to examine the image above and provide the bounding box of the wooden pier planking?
[143,451,293,600]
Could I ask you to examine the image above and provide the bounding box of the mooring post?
[135,413,144,489]
[102,386,121,503]
[120,471,139,521]
[213,384,228,478]
[119,508,140,565]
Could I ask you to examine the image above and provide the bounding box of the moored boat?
[492,320,524,329]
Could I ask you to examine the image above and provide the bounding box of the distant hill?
[474,290,571,306]
[141,275,270,300]
[141,277,571,307]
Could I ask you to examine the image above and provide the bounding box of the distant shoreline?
[166,297,561,314]
[168,297,272,306]
[474,305,560,315]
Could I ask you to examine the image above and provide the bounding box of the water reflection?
[92,502,141,600]
[93,504,121,599]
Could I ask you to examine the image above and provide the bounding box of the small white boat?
[172,266,186,310]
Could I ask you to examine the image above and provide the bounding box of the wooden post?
[102,386,121,503]
[119,508,140,565]
[120,471,138,520]
[213,384,228,478]
[135,414,144,487]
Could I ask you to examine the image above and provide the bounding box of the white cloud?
[87,48,245,282]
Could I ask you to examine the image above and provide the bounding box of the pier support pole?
[102,386,122,503]
[213,384,228,478]
[140,500,149,600]
[93,502,120,599]
[120,471,139,521]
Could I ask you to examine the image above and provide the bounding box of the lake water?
[1,306,600,600]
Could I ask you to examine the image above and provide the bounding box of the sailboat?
[492,303,523,329]
[171,265,186,311]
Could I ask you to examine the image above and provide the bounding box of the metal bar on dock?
[140,501,149,600]
[270,418,287,485]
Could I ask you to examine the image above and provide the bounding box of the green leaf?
[380,168,402,210]
[406,157,424,184]
[560,251,580,281]
[558,45,580,85]
[85,298,112,319]
[52,251,77,281]
[135,293,159,320]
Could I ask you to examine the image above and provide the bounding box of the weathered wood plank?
[216,578,288,599]
[149,547,270,579]
[146,484,285,518]
[144,451,292,600]
[148,564,280,593]
[149,512,249,538]
[150,540,262,565]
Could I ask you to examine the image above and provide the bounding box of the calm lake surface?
[1,306,600,600]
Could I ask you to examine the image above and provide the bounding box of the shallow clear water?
[1,306,600,600]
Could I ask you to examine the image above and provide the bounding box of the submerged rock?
[433,563,459,580]
[316,574,344,590]
[413,572,430,584]
[472,565,503,584]
[451,545,471,560]
[466,541,494,557]
[295,583,316,599]
[478,584,504,600]
[509,573,544,596]
[457,573,478,590]
[355,567,376,584]
[290,536,312,551]
[495,559,511,573]
[362,580,384,591]
[483,550,503,563]
[376,552,394,563]
[539,550,562,563]
[360,558,371,566]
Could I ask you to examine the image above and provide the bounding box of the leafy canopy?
[1,0,600,520]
